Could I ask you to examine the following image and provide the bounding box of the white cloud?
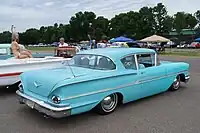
[0,0,199,32]
[44,1,54,6]
[64,3,79,8]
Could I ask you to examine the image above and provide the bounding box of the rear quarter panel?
[161,61,190,84]
[49,71,141,115]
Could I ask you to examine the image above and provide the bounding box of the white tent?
[140,35,170,43]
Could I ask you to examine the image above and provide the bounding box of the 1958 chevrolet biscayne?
[16,48,190,118]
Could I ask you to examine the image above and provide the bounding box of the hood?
[20,66,101,97]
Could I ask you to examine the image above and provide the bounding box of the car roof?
[77,48,155,61]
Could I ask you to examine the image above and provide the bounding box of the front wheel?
[169,75,181,91]
[95,93,118,115]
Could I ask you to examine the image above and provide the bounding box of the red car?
[191,42,200,48]
[54,46,77,58]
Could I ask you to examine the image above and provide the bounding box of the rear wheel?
[96,93,118,115]
[169,75,181,91]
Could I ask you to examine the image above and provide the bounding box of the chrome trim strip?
[54,72,137,89]
[63,70,188,101]
[16,90,71,111]
[139,70,186,84]
[185,75,190,80]
[155,53,157,66]
[134,54,139,71]
[63,82,135,100]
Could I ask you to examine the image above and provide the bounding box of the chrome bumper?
[185,75,190,83]
[16,90,71,118]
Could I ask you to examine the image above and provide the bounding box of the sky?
[0,0,199,32]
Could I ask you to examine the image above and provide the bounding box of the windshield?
[67,54,116,70]
[0,48,7,55]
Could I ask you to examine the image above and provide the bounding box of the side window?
[137,54,155,68]
[121,55,137,70]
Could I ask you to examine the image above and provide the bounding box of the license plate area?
[25,99,35,109]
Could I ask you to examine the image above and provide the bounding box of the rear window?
[68,54,116,70]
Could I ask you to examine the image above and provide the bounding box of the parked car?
[0,44,54,60]
[125,42,141,48]
[165,41,177,48]
[17,48,190,118]
[0,45,74,88]
[54,46,78,58]
[177,44,188,49]
[190,42,200,48]
[187,43,196,49]
[148,44,164,52]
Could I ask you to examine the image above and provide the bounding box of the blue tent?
[110,36,134,43]
[195,38,200,41]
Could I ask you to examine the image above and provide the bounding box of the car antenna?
[64,59,76,78]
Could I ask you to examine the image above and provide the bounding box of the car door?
[136,53,169,97]
[120,55,144,103]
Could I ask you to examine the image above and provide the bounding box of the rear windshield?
[67,54,116,70]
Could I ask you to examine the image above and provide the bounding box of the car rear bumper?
[16,90,71,118]
[185,75,190,83]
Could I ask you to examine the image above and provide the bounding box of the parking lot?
[0,56,200,133]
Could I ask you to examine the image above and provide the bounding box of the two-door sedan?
[16,48,190,118]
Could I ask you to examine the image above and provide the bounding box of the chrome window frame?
[70,54,117,70]
[134,52,157,70]
[120,54,137,70]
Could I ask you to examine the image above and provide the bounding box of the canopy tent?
[110,36,134,43]
[140,35,170,43]
[195,38,200,41]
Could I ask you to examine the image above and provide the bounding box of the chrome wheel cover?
[173,77,180,90]
[101,94,118,113]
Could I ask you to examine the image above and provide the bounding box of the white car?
[0,57,71,88]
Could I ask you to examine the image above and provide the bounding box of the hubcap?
[173,77,180,90]
[101,94,118,112]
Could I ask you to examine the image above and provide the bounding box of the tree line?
[0,3,200,44]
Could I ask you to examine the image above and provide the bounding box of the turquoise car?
[0,44,53,59]
[16,48,190,118]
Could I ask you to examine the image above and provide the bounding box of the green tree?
[69,11,96,41]
[138,6,155,38]
[185,13,198,29]
[20,28,40,44]
[0,31,12,43]
[174,12,197,35]
[92,16,109,40]
[174,12,187,35]
[195,10,200,22]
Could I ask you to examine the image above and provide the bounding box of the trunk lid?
[20,66,101,97]
[21,67,76,97]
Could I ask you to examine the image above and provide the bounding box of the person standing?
[90,40,97,49]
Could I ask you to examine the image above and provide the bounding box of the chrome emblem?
[34,81,42,88]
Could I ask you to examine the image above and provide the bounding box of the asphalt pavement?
[0,56,200,133]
